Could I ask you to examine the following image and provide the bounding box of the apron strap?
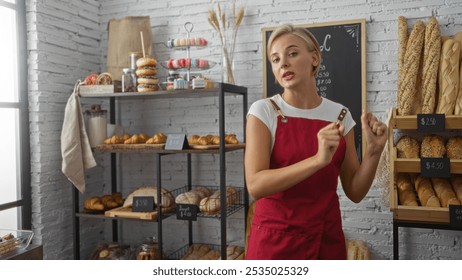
[268,98,288,123]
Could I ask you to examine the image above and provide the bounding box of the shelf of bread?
[391,108,462,129]
[389,108,462,223]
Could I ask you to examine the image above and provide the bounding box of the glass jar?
[135,237,159,260]
[121,68,135,92]
[129,51,142,71]
[85,105,107,148]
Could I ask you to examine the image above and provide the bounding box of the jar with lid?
[121,68,135,92]
[135,237,160,260]
[129,51,142,71]
[85,105,107,148]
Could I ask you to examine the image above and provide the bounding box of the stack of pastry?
[188,134,239,146]
[136,57,159,92]
[84,192,124,211]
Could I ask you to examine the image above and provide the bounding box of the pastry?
[84,196,104,211]
[396,136,420,158]
[136,57,159,92]
[421,134,446,158]
[189,134,200,145]
[146,132,167,144]
[225,134,239,144]
[446,136,462,159]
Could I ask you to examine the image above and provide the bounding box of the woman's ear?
[311,52,319,67]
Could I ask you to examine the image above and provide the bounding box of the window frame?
[0,0,31,230]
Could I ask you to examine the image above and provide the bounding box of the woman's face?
[269,33,318,89]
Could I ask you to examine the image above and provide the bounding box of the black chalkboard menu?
[262,19,366,158]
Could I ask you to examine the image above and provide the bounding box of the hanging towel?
[61,81,96,193]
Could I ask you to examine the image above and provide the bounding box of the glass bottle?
[121,68,135,92]
[135,237,159,260]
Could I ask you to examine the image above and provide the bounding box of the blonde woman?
[245,24,387,259]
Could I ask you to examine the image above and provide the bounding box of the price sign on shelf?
[176,204,197,221]
[417,114,445,132]
[165,133,189,150]
[420,157,450,178]
[449,205,462,228]
[132,196,154,212]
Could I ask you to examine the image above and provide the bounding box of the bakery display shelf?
[95,143,245,154]
[391,108,462,129]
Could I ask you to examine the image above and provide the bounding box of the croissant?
[147,132,167,144]
[101,195,119,209]
[225,134,239,144]
[124,134,147,144]
[139,133,150,143]
[111,192,124,206]
[122,133,131,141]
[198,135,212,145]
[189,135,200,145]
[84,196,104,211]
[211,135,220,145]
[104,135,123,144]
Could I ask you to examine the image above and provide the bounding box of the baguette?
[397,173,418,206]
[398,20,425,115]
[451,175,462,203]
[414,176,441,207]
[453,32,462,114]
[431,177,461,207]
[436,39,460,114]
[397,16,408,110]
[420,17,441,113]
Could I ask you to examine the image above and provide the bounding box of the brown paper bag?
[107,16,152,80]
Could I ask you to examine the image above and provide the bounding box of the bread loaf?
[446,136,462,159]
[191,186,212,199]
[454,32,462,114]
[123,186,175,210]
[398,20,425,115]
[421,17,441,113]
[451,175,462,203]
[396,136,420,158]
[398,16,408,112]
[431,177,461,207]
[84,196,104,211]
[437,39,460,114]
[414,175,441,207]
[397,173,418,206]
[346,240,370,260]
[199,193,221,214]
[175,191,201,206]
[421,134,446,158]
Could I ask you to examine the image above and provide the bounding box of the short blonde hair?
[267,24,321,76]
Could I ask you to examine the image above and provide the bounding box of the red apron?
[246,108,347,260]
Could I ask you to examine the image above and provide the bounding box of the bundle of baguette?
[123,185,175,211]
[181,244,244,260]
[397,174,462,207]
[397,16,462,115]
[84,192,124,211]
[188,134,239,145]
[103,132,167,145]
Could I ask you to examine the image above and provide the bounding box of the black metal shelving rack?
[72,83,248,260]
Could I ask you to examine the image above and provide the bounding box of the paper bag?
[107,16,152,80]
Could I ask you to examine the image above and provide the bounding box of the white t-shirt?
[247,94,356,151]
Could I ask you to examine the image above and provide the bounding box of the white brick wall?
[29,0,462,259]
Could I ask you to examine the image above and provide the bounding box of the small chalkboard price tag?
[417,114,445,132]
[420,158,450,178]
[132,196,155,212]
[449,205,462,228]
[165,133,189,150]
[176,204,197,221]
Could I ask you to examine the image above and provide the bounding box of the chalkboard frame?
[261,19,366,158]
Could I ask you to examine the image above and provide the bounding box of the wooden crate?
[389,108,462,223]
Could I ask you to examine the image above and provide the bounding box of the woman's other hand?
[361,110,387,156]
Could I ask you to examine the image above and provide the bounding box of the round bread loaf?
[175,192,201,206]
[421,135,446,158]
[446,136,462,159]
[136,57,157,68]
[396,136,420,158]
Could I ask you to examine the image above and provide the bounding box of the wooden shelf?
[94,144,245,154]
[394,158,462,174]
[392,110,462,129]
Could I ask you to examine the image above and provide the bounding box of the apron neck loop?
[268,98,288,123]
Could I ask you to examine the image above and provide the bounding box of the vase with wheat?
[208,2,244,85]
